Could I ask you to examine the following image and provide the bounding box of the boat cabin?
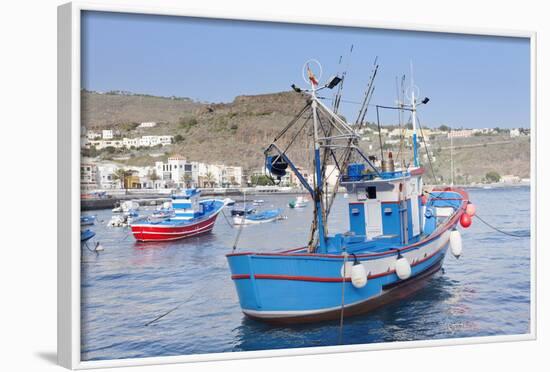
[324,161,425,254]
[171,188,203,220]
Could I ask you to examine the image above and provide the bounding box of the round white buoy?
[351,262,368,288]
[395,256,412,280]
[450,230,462,258]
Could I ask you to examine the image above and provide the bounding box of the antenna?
[333,44,354,114]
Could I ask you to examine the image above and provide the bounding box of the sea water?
[81,186,531,360]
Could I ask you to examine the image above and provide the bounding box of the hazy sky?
[81,11,530,129]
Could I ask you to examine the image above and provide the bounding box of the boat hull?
[226,187,467,325]
[243,252,445,324]
[233,215,279,225]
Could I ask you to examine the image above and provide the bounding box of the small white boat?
[113,200,140,213]
[108,214,127,227]
[108,209,141,227]
[223,198,236,206]
[289,196,308,208]
[252,199,265,206]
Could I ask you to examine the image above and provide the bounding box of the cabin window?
[367,186,377,199]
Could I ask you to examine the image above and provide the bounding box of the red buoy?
[466,203,476,216]
[460,213,472,228]
[421,195,428,205]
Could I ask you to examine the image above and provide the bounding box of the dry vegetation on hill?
[81,91,530,184]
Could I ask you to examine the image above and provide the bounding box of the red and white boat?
[130,189,226,242]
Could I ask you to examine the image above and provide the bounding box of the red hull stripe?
[231,243,447,282]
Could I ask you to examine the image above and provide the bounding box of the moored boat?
[80,215,96,226]
[226,61,475,324]
[81,229,96,242]
[232,208,283,225]
[289,196,309,208]
[130,189,225,242]
[231,206,256,216]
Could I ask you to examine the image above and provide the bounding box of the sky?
[81,11,531,129]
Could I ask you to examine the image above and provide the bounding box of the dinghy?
[232,208,283,225]
[80,215,96,226]
[80,229,95,242]
[289,196,308,208]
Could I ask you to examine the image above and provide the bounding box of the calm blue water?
[81,186,531,361]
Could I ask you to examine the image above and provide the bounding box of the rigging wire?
[375,106,385,162]
[415,114,438,183]
[272,102,311,143]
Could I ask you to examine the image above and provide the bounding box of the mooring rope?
[473,214,530,238]
[426,192,530,238]
[232,191,247,251]
[144,304,181,326]
[220,209,235,229]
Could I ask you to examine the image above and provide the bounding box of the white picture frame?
[58,1,537,369]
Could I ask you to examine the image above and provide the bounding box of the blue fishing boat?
[130,189,226,242]
[233,208,283,225]
[81,229,95,242]
[226,61,475,324]
[231,206,256,216]
[80,215,96,226]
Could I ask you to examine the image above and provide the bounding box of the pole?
[410,62,419,168]
[311,91,327,252]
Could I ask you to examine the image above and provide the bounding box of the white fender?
[395,256,412,280]
[340,262,353,278]
[450,230,463,258]
[351,263,368,288]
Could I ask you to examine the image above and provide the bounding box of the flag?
[307,64,318,86]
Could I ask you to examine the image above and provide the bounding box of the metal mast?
[410,62,420,168]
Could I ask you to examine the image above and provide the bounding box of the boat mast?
[410,62,420,168]
[310,78,328,252]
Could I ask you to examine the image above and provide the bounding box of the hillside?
[81,91,531,184]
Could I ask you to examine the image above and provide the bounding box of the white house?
[510,128,521,138]
[122,137,140,148]
[102,129,114,139]
[448,129,474,139]
[155,155,199,188]
[86,130,102,140]
[80,162,98,191]
[96,163,120,189]
[87,139,124,150]
[138,122,157,128]
[221,166,243,186]
[198,163,223,187]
